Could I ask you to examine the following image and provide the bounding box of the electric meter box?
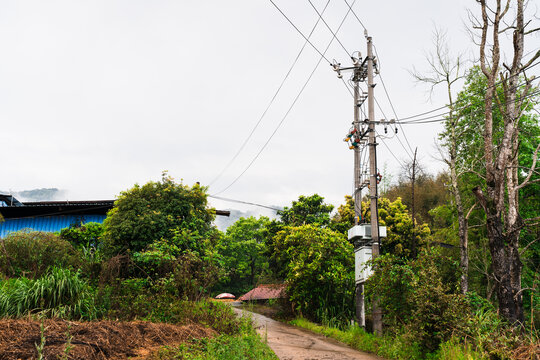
[348,225,387,241]
[355,246,373,284]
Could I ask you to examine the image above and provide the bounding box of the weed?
[61,324,73,360]
[0,267,98,319]
[150,332,278,359]
[35,319,46,360]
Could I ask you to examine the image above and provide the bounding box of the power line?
[208,0,333,187]
[213,0,357,195]
[307,0,351,57]
[269,0,332,64]
[376,129,405,168]
[344,0,539,124]
[208,195,282,211]
[399,78,540,123]
[398,88,540,124]
[394,60,540,122]
[374,95,414,161]
[342,0,367,31]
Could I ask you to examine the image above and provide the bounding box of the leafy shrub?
[151,315,277,360]
[366,248,470,352]
[151,333,278,360]
[101,280,240,333]
[434,338,489,360]
[59,222,104,248]
[272,225,354,325]
[0,267,98,319]
[0,231,79,278]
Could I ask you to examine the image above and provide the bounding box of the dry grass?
[0,318,216,359]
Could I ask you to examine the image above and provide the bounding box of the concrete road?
[233,308,383,360]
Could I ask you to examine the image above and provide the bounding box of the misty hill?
[0,188,67,202]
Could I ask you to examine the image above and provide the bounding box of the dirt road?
[234,308,383,360]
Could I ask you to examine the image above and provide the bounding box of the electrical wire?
[398,78,540,124]
[208,195,282,211]
[374,96,414,160]
[341,0,367,31]
[394,61,540,123]
[341,77,354,97]
[208,0,333,186]
[376,129,406,168]
[213,0,358,196]
[375,54,417,158]
[306,0,351,57]
[342,0,540,123]
[269,0,332,64]
[398,88,540,124]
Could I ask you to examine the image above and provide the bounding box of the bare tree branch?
[516,142,540,190]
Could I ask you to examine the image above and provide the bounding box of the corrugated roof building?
[0,195,114,238]
[0,195,231,238]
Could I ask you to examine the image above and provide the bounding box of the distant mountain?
[0,188,67,202]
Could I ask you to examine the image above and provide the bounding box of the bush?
[60,222,104,248]
[365,248,470,352]
[0,267,98,320]
[0,231,79,278]
[151,332,278,360]
[272,225,354,325]
[101,280,240,333]
[102,173,217,256]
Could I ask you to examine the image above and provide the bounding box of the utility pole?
[411,147,418,258]
[352,58,364,327]
[334,33,385,335]
[366,35,383,336]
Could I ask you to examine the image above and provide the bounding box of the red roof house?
[238,284,286,301]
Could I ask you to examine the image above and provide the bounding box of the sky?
[0,0,538,220]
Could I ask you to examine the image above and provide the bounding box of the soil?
[0,319,215,360]
[234,308,383,360]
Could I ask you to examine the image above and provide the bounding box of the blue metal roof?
[0,215,106,238]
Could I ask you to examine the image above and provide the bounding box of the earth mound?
[0,319,215,359]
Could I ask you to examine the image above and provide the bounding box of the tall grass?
[150,316,278,360]
[0,267,98,319]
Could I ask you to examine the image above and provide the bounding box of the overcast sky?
[0,0,538,217]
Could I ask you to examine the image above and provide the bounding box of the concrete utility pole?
[334,33,385,335]
[352,59,364,327]
[411,147,418,258]
[366,35,383,336]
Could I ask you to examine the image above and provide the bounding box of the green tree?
[278,194,334,227]
[216,216,271,294]
[330,195,355,235]
[102,173,216,255]
[272,225,354,324]
[265,194,335,279]
[331,196,431,258]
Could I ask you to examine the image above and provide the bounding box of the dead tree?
[410,28,474,294]
[469,0,539,325]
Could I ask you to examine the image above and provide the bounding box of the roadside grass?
[150,316,278,360]
[290,317,488,360]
